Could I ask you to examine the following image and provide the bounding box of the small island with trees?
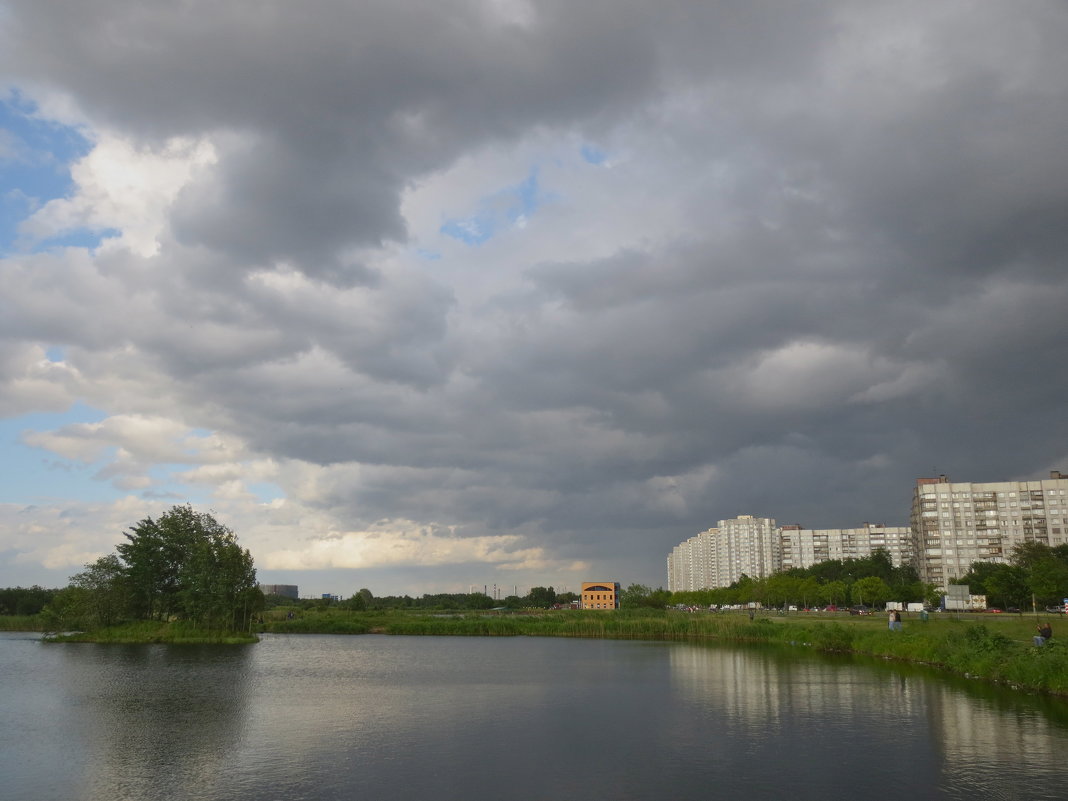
[40,505,262,644]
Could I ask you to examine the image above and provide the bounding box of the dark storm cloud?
[3,1,1068,588]
[0,0,836,279]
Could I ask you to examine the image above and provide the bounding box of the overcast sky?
[2,1,1067,598]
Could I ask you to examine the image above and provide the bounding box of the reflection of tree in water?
[59,644,254,801]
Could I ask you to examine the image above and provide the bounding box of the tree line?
[40,505,261,632]
[959,542,1068,610]
[263,586,584,611]
[0,585,57,616]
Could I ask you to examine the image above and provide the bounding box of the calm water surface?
[2,631,1067,800]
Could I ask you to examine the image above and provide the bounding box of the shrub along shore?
[42,621,258,644]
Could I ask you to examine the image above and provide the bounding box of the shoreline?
[5,610,1065,695]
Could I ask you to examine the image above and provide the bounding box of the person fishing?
[1034,621,1053,646]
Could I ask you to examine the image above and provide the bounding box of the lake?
[2,631,1066,800]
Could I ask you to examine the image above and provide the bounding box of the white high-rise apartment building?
[667,516,778,591]
[717,515,780,587]
[668,518,912,592]
[910,471,1068,589]
[779,523,913,571]
[667,528,718,592]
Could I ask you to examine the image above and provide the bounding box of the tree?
[821,580,848,606]
[984,564,1030,609]
[851,576,891,608]
[117,505,258,630]
[526,586,557,608]
[1010,542,1068,606]
[70,554,128,627]
[344,592,367,611]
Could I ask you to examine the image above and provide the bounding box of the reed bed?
[43,620,258,644]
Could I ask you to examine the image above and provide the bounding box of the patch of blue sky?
[580,143,608,165]
[33,227,121,253]
[0,91,93,255]
[440,167,550,246]
[0,402,113,504]
[415,248,442,261]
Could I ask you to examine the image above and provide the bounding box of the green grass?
[43,620,258,644]
[0,615,46,632]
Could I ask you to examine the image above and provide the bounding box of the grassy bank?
[43,621,258,644]
[0,615,45,632]
[258,607,1068,695]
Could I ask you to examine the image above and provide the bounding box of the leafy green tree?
[821,580,848,606]
[39,586,94,631]
[1010,542,1068,606]
[799,577,821,608]
[70,554,128,627]
[117,505,258,630]
[526,586,557,608]
[343,592,367,611]
[851,576,891,607]
[984,564,1030,609]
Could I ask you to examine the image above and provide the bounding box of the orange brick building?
[581,581,621,609]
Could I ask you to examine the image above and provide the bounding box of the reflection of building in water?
[667,645,924,733]
[918,678,1061,791]
[667,643,1064,792]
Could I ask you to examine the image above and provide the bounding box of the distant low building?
[581,581,620,609]
[259,584,299,599]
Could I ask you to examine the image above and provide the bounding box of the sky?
[1,1,1067,599]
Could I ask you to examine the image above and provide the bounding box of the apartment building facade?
[668,519,910,592]
[910,471,1068,589]
[779,523,912,571]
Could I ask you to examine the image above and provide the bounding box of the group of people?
[888,610,903,631]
